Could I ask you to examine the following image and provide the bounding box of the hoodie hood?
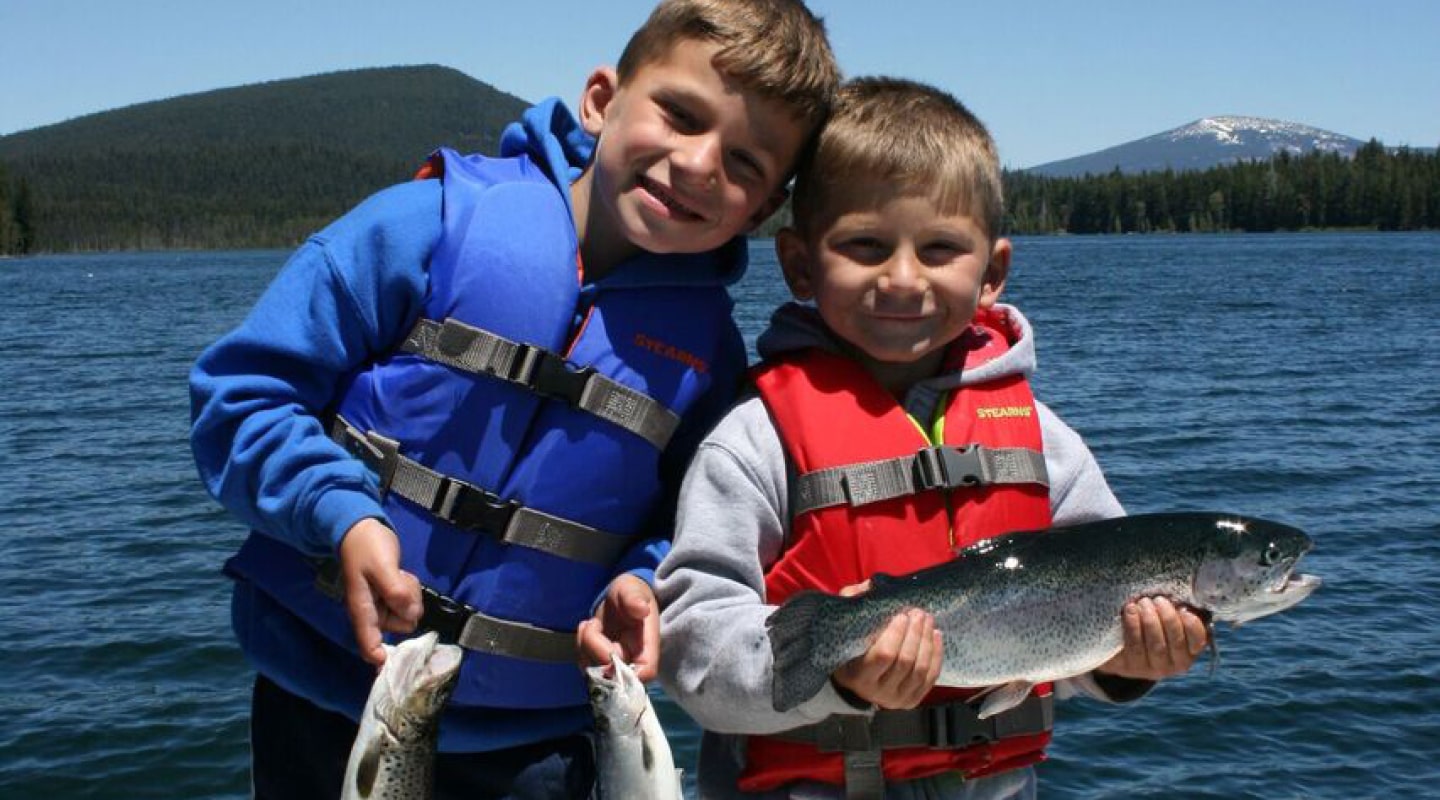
[756,301,1038,419]
[498,98,747,291]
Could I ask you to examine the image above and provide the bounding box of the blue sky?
[3,0,1437,169]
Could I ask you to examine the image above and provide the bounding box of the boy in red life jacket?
[655,77,1210,799]
[189,2,839,798]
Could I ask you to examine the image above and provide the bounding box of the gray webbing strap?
[314,572,577,663]
[792,445,1049,518]
[331,418,627,566]
[454,607,576,662]
[843,752,884,800]
[420,587,574,662]
[772,694,1054,798]
[400,317,680,450]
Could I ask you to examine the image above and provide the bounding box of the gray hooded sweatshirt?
[656,302,1137,799]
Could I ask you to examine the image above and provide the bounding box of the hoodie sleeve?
[188,180,441,557]
[657,396,867,734]
[1037,401,1125,526]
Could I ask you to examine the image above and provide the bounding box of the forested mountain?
[0,66,529,252]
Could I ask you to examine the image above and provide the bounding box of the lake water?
[1,232,1437,799]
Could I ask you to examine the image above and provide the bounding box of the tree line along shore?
[2,140,1436,256]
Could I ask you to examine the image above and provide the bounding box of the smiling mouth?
[637,175,703,221]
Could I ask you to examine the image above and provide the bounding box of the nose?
[878,249,925,294]
[674,133,721,188]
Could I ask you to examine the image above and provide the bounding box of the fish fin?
[766,591,845,712]
[977,681,1034,720]
[355,735,383,798]
[674,768,685,794]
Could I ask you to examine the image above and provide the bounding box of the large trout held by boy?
[767,512,1321,717]
[341,631,463,800]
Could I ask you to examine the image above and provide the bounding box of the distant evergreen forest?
[1002,142,1440,235]
[1,65,1435,255]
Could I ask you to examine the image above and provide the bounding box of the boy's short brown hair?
[791,77,1005,240]
[617,0,839,135]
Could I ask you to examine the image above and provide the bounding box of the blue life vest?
[226,147,742,710]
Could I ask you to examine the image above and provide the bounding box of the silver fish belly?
[767,512,1321,718]
[341,631,463,800]
[587,654,682,800]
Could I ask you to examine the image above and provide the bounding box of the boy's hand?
[339,518,423,667]
[577,574,660,681]
[1097,596,1209,681]
[831,581,943,710]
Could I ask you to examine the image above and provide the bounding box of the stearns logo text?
[633,333,709,374]
[975,406,1033,420]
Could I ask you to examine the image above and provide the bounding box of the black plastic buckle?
[928,702,994,748]
[529,350,597,408]
[914,445,985,492]
[420,585,473,646]
[434,478,521,536]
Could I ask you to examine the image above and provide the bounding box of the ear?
[978,237,1012,309]
[744,186,791,232]
[775,227,814,301]
[578,67,620,137]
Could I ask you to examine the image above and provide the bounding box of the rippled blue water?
[1,233,1437,799]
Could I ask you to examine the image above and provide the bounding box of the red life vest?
[741,310,1055,791]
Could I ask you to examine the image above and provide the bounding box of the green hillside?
[0,65,531,253]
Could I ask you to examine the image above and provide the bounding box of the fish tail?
[766,591,845,713]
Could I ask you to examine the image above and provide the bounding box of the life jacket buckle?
[928,701,992,748]
[433,478,522,537]
[914,445,984,492]
[419,584,473,646]
[528,349,597,408]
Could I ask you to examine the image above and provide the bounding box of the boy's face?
[576,39,807,268]
[778,183,1010,377]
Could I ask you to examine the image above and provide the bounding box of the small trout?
[587,654,683,800]
[767,512,1321,717]
[341,631,463,800]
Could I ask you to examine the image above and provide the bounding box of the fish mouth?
[586,654,649,733]
[1279,571,1322,594]
[390,631,462,694]
[1271,554,1321,595]
[1228,562,1321,626]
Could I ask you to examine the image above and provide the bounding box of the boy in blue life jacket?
[656,78,1211,799]
[188,2,838,797]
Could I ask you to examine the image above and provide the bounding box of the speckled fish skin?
[341,631,463,800]
[767,512,1321,717]
[587,654,682,800]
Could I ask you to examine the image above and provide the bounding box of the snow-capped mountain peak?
[1029,115,1368,177]
[1167,116,1357,154]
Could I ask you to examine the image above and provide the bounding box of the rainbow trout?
[341,631,463,800]
[587,654,683,800]
[767,512,1321,717]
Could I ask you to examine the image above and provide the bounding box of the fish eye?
[1261,542,1282,566]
